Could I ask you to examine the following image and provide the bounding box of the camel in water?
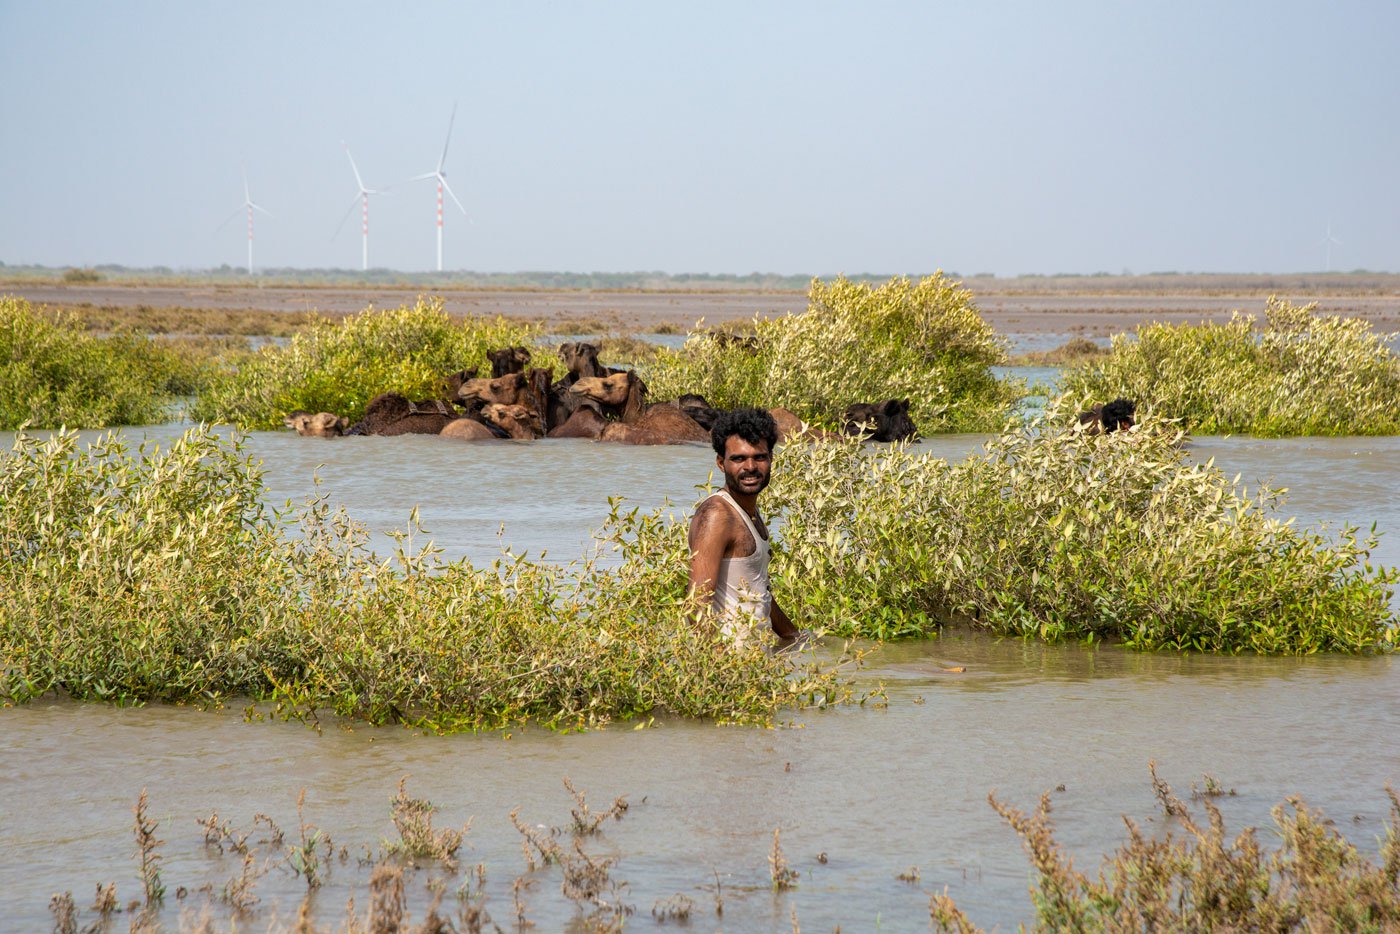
[569,371,710,444]
[284,410,350,437]
[440,403,544,441]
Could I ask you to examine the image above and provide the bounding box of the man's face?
[718,435,772,498]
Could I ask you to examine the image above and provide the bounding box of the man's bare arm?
[687,500,733,612]
[769,594,800,640]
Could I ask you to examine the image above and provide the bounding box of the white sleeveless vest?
[708,489,771,644]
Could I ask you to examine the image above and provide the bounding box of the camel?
[569,371,710,444]
[455,372,530,410]
[678,393,721,430]
[439,403,544,441]
[769,407,839,443]
[557,342,609,383]
[546,400,609,439]
[345,393,461,436]
[284,410,349,437]
[1078,398,1136,434]
[489,346,532,378]
[844,399,919,442]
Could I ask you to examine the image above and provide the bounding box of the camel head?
[559,342,604,379]
[569,370,647,409]
[286,410,348,437]
[488,346,532,378]
[456,372,529,408]
[482,403,544,439]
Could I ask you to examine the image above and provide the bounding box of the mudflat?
[7,280,1400,336]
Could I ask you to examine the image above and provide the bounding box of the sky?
[1,1,1396,277]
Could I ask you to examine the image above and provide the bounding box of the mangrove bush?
[190,298,539,429]
[0,296,197,429]
[1060,298,1400,435]
[764,407,1398,652]
[645,274,1019,432]
[0,427,852,730]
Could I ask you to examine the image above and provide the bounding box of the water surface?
[2,424,1398,929]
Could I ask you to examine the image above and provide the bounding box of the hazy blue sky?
[1,1,1395,276]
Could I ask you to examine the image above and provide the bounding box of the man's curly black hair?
[711,407,779,456]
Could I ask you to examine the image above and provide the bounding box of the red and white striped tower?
[336,144,382,273]
[410,103,467,272]
[219,164,271,274]
[436,179,445,271]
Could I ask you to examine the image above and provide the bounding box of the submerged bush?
[0,296,191,428]
[1060,298,1400,435]
[191,298,538,429]
[765,406,1397,652]
[931,769,1400,931]
[645,274,1018,432]
[0,427,853,730]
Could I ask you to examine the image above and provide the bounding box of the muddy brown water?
[2,424,1398,929]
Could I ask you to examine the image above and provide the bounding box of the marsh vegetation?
[1061,298,1400,436]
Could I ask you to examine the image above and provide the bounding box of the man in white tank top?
[687,407,801,646]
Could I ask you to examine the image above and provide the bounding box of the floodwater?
[2,422,1399,930]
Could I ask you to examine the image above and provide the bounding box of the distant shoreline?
[5,275,1399,337]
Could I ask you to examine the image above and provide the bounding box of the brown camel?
[346,394,460,436]
[569,371,710,444]
[284,410,349,437]
[439,403,544,441]
[455,372,530,410]
[546,400,608,439]
[769,407,839,443]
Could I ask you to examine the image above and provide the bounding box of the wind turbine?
[408,102,469,272]
[334,143,386,271]
[216,164,272,275]
[1318,220,1343,273]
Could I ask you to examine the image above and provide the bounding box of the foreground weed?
[563,777,628,836]
[133,789,165,908]
[384,777,469,868]
[769,828,798,890]
[931,768,1400,931]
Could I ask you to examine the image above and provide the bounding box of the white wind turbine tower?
[409,102,469,271]
[1318,220,1343,273]
[334,143,387,271]
[216,164,272,275]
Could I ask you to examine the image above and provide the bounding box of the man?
[687,407,801,645]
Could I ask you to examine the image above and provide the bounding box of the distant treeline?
[2,261,1398,293]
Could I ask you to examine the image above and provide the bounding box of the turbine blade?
[407,172,438,182]
[250,202,274,218]
[440,175,468,216]
[213,205,244,234]
[343,142,368,191]
[332,195,361,240]
[242,162,250,202]
[438,100,458,172]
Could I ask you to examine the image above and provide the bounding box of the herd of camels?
[285,341,1134,445]
[284,341,921,446]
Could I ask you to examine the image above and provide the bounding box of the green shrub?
[0,427,854,730]
[190,298,539,429]
[764,405,1397,652]
[0,296,182,428]
[645,274,1019,432]
[1060,298,1400,435]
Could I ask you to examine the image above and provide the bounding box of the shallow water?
[2,424,1399,929]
